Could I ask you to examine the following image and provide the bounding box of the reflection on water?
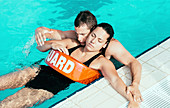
[48,0,114,19]
[44,0,115,28]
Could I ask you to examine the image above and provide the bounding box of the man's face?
[85,27,109,52]
[75,24,90,45]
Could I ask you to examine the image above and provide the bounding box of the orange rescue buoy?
[45,49,101,84]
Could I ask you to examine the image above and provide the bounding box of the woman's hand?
[126,83,143,103]
[51,42,69,55]
[128,101,140,108]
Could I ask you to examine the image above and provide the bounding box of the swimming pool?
[0,0,169,107]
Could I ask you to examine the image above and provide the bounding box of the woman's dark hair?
[91,23,114,55]
[74,10,97,29]
[97,23,114,42]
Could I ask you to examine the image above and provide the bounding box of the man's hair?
[74,10,97,29]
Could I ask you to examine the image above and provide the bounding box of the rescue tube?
[45,49,101,84]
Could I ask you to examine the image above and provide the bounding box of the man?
[35,10,143,103]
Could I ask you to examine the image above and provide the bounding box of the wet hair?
[91,23,114,42]
[91,23,114,55]
[74,10,97,29]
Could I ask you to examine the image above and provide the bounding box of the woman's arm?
[98,57,139,107]
[106,39,143,102]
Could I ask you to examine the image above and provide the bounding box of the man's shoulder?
[64,38,79,48]
[109,38,122,47]
[106,38,124,54]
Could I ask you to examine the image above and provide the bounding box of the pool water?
[0,0,169,107]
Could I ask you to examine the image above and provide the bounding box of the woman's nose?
[91,38,96,43]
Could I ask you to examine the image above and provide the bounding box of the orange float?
[45,49,101,84]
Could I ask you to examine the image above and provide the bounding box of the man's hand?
[35,27,53,46]
[128,101,140,108]
[51,42,69,55]
[126,83,143,103]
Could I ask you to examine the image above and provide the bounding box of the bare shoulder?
[106,38,127,56]
[90,55,112,70]
[108,39,124,50]
[63,38,80,49]
[96,55,112,66]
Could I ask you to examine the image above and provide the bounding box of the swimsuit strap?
[68,45,83,55]
[83,53,102,67]
[68,45,102,67]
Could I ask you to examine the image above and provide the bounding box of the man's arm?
[98,57,139,107]
[106,39,143,102]
[36,39,79,54]
[35,27,77,46]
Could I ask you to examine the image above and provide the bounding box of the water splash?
[22,34,36,57]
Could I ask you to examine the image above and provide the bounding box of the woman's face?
[85,27,109,52]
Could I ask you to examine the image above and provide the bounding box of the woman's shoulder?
[96,55,112,65]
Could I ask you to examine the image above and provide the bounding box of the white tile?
[147,50,170,68]
[141,63,157,78]
[113,93,128,103]
[140,70,167,89]
[119,66,132,81]
[56,100,75,108]
[117,68,124,77]
[140,104,147,108]
[53,99,67,108]
[94,78,110,89]
[120,76,132,86]
[118,72,123,77]
[125,72,132,80]
[137,58,145,64]
[95,97,123,108]
[139,46,165,62]
[139,85,146,92]
[159,61,170,74]
[101,84,118,96]
[168,47,170,52]
[118,66,130,76]
[122,66,131,74]
[159,39,170,49]
[78,91,110,108]
[71,105,80,108]
[71,85,100,104]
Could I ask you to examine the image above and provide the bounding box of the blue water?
[0,0,169,107]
